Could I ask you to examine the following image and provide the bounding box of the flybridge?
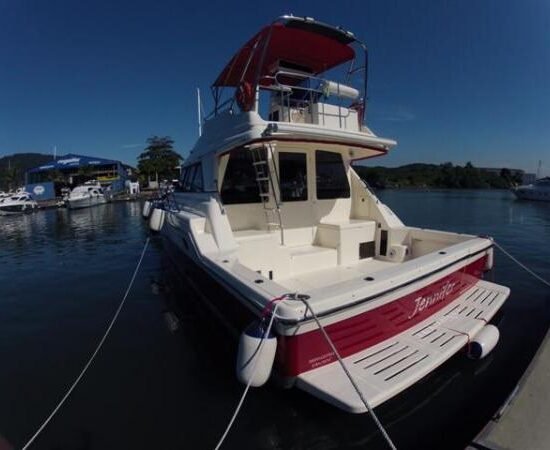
[209,15,369,126]
[212,15,361,88]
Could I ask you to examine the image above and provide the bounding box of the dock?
[468,328,550,450]
[36,190,156,210]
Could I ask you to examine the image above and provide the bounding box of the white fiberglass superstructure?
[149,15,510,412]
[513,177,550,201]
[0,193,37,216]
[66,181,108,210]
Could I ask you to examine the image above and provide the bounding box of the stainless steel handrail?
[260,71,358,126]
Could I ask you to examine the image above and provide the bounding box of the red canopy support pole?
[363,46,369,124]
[251,22,277,112]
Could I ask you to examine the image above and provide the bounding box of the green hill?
[0,153,53,191]
[353,162,521,189]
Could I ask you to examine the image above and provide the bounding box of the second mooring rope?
[20,237,151,450]
[299,297,397,450]
[493,241,550,289]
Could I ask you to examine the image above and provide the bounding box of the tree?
[47,169,67,183]
[137,136,182,184]
[2,166,20,191]
[500,168,511,180]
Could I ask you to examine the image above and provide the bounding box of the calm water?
[0,190,549,450]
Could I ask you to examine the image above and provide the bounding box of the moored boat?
[0,193,37,215]
[66,181,108,210]
[152,15,510,412]
[513,177,550,202]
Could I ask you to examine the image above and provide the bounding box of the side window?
[177,163,204,193]
[220,150,261,204]
[315,150,350,199]
[279,152,307,201]
[183,165,197,191]
[180,167,189,186]
[189,164,203,192]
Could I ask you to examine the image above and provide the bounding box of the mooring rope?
[213,301,283,450]
[20,237,151,450]
[299,297,398,450]
[493,241,550,289]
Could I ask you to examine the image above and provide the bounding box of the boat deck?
[277,258,398,291]
[296,279,510,413]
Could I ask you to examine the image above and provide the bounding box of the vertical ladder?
[248,142,284,245]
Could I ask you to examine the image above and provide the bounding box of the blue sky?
[1,0,549,175]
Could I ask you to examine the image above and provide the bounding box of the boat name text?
[408,281,457,319]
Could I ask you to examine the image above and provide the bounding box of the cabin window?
[279,152,307,202]
[183,165,197,191]
[315,150,350,199]
[189,164,203,192]
[180,167,189,186]
[178,163,203,192]
[221,150,262,204]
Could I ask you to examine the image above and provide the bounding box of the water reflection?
[151,190,550,449]
[0,193,548,449]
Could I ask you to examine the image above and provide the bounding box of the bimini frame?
[209,15,369,123]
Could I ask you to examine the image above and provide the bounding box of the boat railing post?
[338,82,342,129]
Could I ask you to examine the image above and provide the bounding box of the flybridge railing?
[204,70,366,131]
[260,70,364,129]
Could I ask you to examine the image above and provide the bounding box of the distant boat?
[0,193,37,215]
[66,181,108,210]
[512,177,550,202]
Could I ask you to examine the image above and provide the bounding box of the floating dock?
[469,327,550,450]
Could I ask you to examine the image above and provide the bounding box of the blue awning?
[26,154,121,173]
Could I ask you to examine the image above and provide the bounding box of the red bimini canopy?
[213,18,357,88]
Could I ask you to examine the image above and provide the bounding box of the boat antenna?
[201,88,202,137]
[537,160,542,179]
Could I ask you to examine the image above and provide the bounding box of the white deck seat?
[316,219,376,265]
[282,226,316,247]
[234,229,290,280]
[233,229,279,242]
[288,245,338,275]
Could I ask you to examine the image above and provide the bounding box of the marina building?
[25,154,129,201]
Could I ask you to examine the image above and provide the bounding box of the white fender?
[142,200,152,219]
[469,324,500,359]
[236,323,277,387]
[321,80,360,100]
[149,208,165,232]
[484,248,494,271]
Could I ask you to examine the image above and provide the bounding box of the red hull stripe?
[276,256,487,377]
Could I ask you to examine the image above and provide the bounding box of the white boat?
[0,193,37,215]
[150,16,510,413]
[513,177,550,201]
[66,181,108,210]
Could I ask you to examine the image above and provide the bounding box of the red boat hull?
[276,256,487,378]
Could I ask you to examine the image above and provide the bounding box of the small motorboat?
[150,15,511,413]
[0,193,37,215]
[513,177,550,202]
[66,181,108,210]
